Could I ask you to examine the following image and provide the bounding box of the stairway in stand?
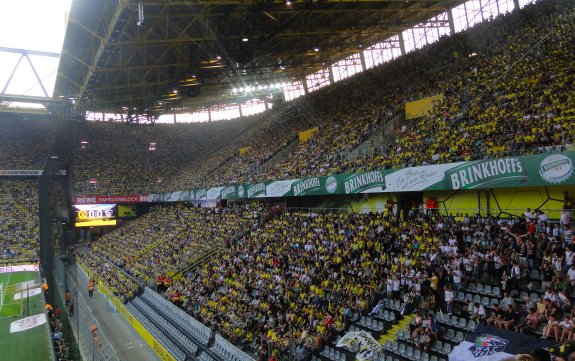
[379,314,415,344]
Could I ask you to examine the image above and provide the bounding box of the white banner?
[10,314,47,333]
[449,340,513,361]
[384,163,462,192]
[13,287,42,300]
[15,280,37,291]
[0,264,39,274]
[206,187,224,200]
[336,330,383,361]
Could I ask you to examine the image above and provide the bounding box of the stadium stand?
[57,0,572,197]
[76,250,140,303]
[90,204,258,285]
[63,0,575,360]
[0,115,56,170]
[0,179,40,264]
[69,116,263,195]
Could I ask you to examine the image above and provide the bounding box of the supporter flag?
[336,330,382,361]
[404,93,444,119]
[298,127,318,143]
[449,325,553,361]
[239,146,251,155]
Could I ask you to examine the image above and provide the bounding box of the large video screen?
[74,204,117,227]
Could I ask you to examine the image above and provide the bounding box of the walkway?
[69,263,160,361]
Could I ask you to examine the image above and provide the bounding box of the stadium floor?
[69,262,160,361]
[0,271,52,361]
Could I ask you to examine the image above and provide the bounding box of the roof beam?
[0,47,60,58]
[0,94,54,103]
[76,0,130,109]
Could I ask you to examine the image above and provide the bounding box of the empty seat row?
[382,298,406,312]
[132,298,199,357]
[456,292,499,308]
[320,346,346,361]
[375,309,397,324]
[198,351,217,361]
[382,340,449,361]
[357,315,385,332]
[143,288,212,345]
[465,283,501,297]
[442,328,465,344]
[435,313,477,332]
[126,303,186,361]
[211,334,255,361]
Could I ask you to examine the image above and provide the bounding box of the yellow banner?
[405,93,444,120]
[239,146,251,155]
[79,261,177,361]
[298,127,318,143]
[118,204,137,217]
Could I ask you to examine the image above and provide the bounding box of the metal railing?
[284,206,571,218]
[66,266,121,361]
[170,245,226,281]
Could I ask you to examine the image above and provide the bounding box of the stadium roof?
[55,0,466,115]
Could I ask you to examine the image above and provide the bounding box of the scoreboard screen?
[74,204,117,227]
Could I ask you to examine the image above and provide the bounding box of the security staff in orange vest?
[163,276,171,290]
[172,290,180,306]
[157,275,164,292]
[45,303,54,319]
[88,278,95,298]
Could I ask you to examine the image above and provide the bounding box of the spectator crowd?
[0,180,40,264]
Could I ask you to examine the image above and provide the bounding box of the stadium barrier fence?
[77,260,178,361]
[56,256,120,361]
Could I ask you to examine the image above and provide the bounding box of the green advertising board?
[147,151,575,202]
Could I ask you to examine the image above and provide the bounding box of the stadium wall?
[423,186,575,219]
[289,185,575,219]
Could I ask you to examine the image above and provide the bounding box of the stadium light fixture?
[242,37,249,42]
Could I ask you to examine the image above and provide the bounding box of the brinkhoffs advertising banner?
[141,151,575,202]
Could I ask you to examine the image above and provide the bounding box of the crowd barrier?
[77,261,177,361]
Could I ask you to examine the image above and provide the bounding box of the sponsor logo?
[0,264,39,274]
[195,189,207,200]
[0,170,43,176]
[221,185,237,199]
[343,171,385,194]
[469,334,509,357]
[177,191,190,201]
[292,178,321,197]
[10,314,47,333]
[248,183,267,198]
[267,180,295,197]
[75,197,97,204]
[389,168,442,191]
[447,158,526,190]
[75,195,147,204]
[325,176,338,193]
[539,154,573,184]
[237,185,245,198]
